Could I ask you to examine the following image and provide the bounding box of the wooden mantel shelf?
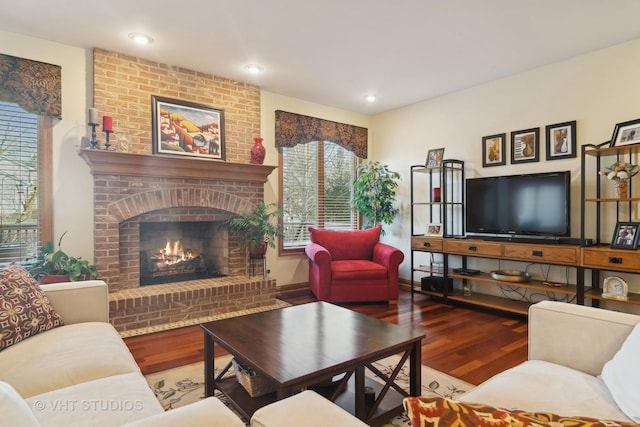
[80,149,276,183]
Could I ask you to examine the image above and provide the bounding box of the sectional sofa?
[404,300,640,425]
[0,266,365,427]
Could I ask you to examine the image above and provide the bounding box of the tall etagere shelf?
[581,143,640,308]
[409,160,464,300]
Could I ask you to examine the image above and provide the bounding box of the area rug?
[145,353,474,426]
[119,299,291,338]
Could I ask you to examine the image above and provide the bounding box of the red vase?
[250,242,268,259]
[250,137,266,164]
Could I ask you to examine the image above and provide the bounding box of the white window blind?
[323,142,356,229]
[281,140,357,250]
[0,101,38,263]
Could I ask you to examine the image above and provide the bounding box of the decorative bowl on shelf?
[490,270,532,282]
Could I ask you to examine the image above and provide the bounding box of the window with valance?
[275,110,367,158]
[275,110,368,252]
[0,54,59,263]
[0,54,61,119]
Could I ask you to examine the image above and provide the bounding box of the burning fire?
[157,239,198,265]
[141,235,207,283]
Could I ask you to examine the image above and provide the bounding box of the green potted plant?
[28,231,98,283]
[353,160,401,231]
[223,202,284,259]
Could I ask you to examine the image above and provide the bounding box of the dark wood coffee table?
[201,301,425,426]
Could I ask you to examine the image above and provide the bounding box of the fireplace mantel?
[80,149,276,183]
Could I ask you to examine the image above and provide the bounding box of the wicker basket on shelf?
[231,358,275,397]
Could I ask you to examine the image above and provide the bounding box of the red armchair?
[305,226,404,304]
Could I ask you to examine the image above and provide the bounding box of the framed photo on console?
[611,118,640,147]
[151,95,225,160]
[546,120,576,160]
[511,127,539,164]
[482,133,506,167]
[610,221,640,249]
[425,223,443,236]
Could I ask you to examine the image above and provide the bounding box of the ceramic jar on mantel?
[250,137,266,164]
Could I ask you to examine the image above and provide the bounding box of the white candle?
[89,108,98,125]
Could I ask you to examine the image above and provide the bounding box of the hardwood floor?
[124,290,528,385]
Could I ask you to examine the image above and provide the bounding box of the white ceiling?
[2,1,640,115]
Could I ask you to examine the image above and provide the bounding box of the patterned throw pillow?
[403,396,637,427]
[0,263,64,351]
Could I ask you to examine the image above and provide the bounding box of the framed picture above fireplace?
[151,95,225,160]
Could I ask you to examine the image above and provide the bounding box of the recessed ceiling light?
[244,64,264,74]
[365,95,376,102]
[128,32,154,45]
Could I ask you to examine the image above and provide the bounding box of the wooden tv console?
[409,152,640,316]
[411,236,586,315]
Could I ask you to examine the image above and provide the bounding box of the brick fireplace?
[81,149,278,332]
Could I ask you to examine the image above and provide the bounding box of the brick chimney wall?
[93,48,261,160]
[85,50,279,332]
[89,49,267,291]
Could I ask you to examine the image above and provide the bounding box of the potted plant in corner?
[353,160,401,232]
[28,231,98,283]
[223,202,284,259]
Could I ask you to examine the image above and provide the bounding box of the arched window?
[275,111,367,253]
[0,54,58,263]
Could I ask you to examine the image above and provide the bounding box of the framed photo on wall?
[151,95,225,160]
[425,148,445,167]
[611,222,640,249]
[511,127,539,164]
[611,118,640,147]
[482,133,506,167]
[546,120,576,160]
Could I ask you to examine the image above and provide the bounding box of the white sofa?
[0,280,248,427]
[0,279,366,427]
[459,300,639,423]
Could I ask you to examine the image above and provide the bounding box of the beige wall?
[3,28,640,294]
[0,30,371,288]
[372,37,640,303]
[0,30,93,259]
[259,91,371,285]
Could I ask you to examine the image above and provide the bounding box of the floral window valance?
[275,110,368,158]
[0,54,61,119]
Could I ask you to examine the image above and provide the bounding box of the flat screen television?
[465,171,571,238]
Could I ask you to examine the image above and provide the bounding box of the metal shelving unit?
[409,160,464,300]
[580,143,640,310]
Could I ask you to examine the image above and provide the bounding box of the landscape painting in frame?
[152,96,225,160]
